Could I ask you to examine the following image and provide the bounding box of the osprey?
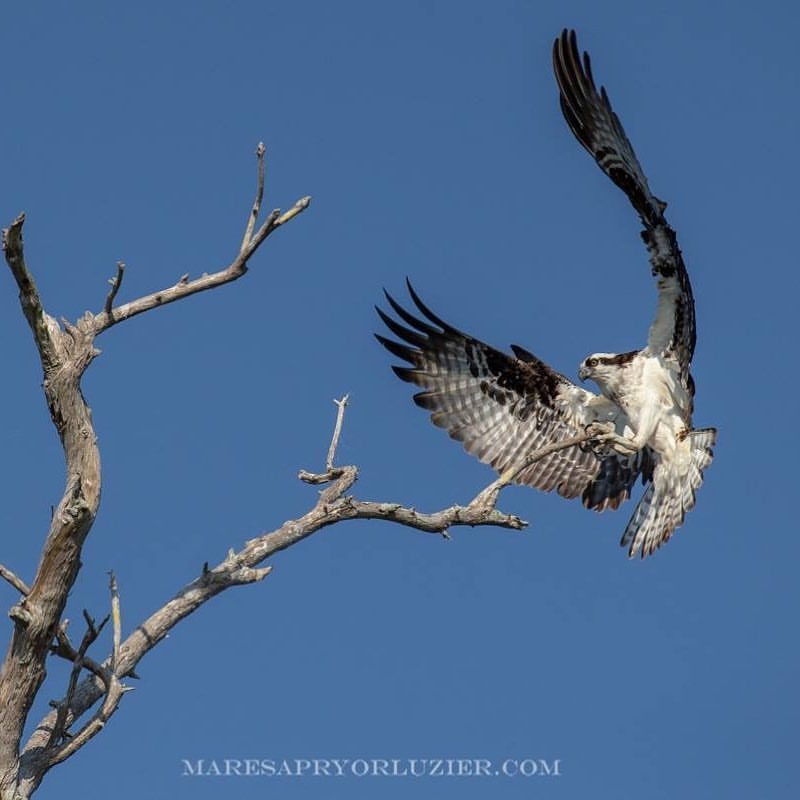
[376,29,716,558]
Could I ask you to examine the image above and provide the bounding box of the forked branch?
[91,144,311,335]
[49,610,109,747]
[45,575,130,770]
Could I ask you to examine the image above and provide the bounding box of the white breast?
[616,355,691,455]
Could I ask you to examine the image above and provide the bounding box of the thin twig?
[246,196,311,258]
[299,394,350,484]
[275,197,312,228]
[45,676,127,769]
[109,571,121,675]
[2,213,60,370]
[49,612,109,747]
[50,623,110,684]
[0,563,30,596]
[103,262,125,317]
[326,395,350,471]
[44,575,130,769]
[241,142,266,254]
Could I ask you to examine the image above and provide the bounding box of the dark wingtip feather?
[413,390,441,411]
[392,365,421,384]
[404,278,456,333]
[582,49,596,91]
[375,305,428,349]
[383,288,440,336]
[374,333,417,364]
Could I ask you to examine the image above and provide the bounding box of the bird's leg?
[587,403,661,457]
[585,422,640,457]
[601,434,640,455]
[610,405,662,456]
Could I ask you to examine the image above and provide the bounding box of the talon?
[583,424,639,458]
[585,420,615,437]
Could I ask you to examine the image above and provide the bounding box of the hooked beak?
[578,365,589,382]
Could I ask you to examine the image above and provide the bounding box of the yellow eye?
[588,358,598,368]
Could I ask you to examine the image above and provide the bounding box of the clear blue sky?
[0,1,797,798]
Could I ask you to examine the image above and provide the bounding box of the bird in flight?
[376,29,716,558]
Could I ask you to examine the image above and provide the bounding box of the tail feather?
[621,428,716,558]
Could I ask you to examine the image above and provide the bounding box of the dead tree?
[0,145,594,800]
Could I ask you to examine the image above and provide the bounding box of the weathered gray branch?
[2,214,60,372]
[50,623,111,685]
[44,577,130,770]
[16,398,596,800]
[103,261,125,317]
[0,564,29,597]
[49,610,109,747]
[326,395,349,471]
[91,144,310,336]
[241,142,266,252]
[0,144,310,800]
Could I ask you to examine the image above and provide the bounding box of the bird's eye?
[588,358,598,368]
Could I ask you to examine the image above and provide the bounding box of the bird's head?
[578,351,637,390]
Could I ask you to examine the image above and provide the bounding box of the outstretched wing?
[376,281,650,510]
[553,29,696,384]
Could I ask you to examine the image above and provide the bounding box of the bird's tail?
[621,428,717,558]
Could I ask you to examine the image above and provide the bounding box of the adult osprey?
[376,30,716,558]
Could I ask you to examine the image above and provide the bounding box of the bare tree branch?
[299,394,351,484]
[109,573,121,676]
[45,679,127,771]
[103,262,125,317]
[326,395,349,471]
[240,142,266,253]
[49,611,109,747]
[91,146,311,335]
[0,564,29,597]
[17,398,597,799]
[2,214,60,372]
[50,623,111,685]
[341,498,526,534]
[44,578,130,771]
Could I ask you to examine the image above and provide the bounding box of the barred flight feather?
[376,281,649,509]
